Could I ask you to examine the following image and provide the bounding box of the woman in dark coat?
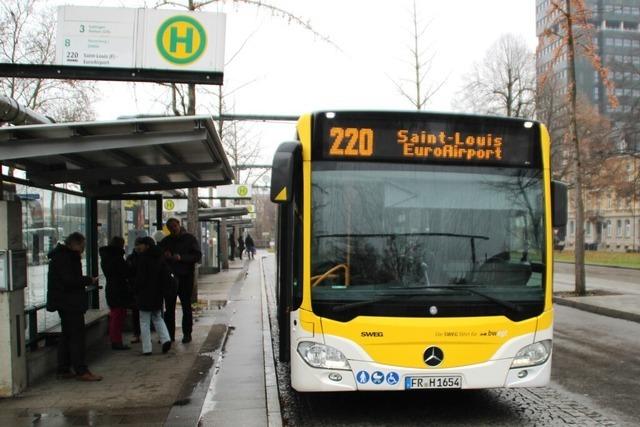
[245,234,256,260]
[99,236,131,350]
[130,237,172,355]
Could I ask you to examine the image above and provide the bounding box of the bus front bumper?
[291,352,552,392]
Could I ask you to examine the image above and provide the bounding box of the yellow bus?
[270,111,567,392]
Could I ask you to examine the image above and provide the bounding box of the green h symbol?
[169,26,193,53]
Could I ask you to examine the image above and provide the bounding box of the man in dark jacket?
[99,236,131,350]
[159,218,202,343]
[46,232,102,381]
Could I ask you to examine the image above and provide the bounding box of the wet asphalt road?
[552,305,640,425]
[262,257,638,426]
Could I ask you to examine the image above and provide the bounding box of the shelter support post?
[0,200,27,396]
[86,197,99,309]
[219,199,229,270]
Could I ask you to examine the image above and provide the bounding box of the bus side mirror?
[551,180,568,228]
[270,142,302,204]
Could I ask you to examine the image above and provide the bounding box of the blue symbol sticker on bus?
[386,372,399,385]
[371,371,384,384]
[356,371,370,384]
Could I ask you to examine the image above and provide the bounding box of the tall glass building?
[536,0,640,149]
[536,0,640,252]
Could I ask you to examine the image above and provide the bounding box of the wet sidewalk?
[0,258,249,426]
[553,262,640,323]
[195,252,281,427]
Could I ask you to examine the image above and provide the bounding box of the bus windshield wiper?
[331,289,461,313]
[401,285,523,314]
[315,232,489,267]
[333,293,416,313]
[331,286,523,314]
[315,232,489,240]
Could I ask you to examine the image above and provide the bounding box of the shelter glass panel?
[15,184,88,335]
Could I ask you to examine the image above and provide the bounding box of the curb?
[260,255,283,427]
[165,324,231,427]
[554,297,640,324]
[555,261,640,271]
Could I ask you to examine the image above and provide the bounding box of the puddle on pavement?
[170,324,228,410]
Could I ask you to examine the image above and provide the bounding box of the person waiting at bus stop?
[130,237,172,355]
[159,218,202,344]
[46,232,102,381]
[99,236,132,351]
[237,233,245,260]
[245,234,256,260]
[228,229,236,261]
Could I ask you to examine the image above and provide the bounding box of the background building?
[536,0,640,251]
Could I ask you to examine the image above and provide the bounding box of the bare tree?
[0,0,96,122]
[457,34,536,118]
[538,0,618,295]
[391,1,444,110]
[152,0,336,271]
[154,0,339,50]
[220,118,262,184]
[536,74,574,180]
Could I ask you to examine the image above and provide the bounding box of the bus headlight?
[511,340,552,368]
[297,341,351,370]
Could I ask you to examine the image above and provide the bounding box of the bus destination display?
[314,112,541,167]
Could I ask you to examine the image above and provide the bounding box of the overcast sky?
[49,0,537,173]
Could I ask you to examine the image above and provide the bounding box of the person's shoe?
[162,341,172,354]
[142,352,152,356]
[56,371,75,380]
[181,334,192,343]
[111,343,131,350]
[76,371,103,382]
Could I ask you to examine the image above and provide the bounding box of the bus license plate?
[405,376,462,389]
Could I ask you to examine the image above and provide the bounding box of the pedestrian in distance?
[99,236,132,351]
[159,218,202,344]
[237,233,245,260]
[46,232,103,381]
[229,229,236,261]
[245,234,256,260]
[130,237,172,356]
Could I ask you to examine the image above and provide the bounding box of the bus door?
[270,142,303,362]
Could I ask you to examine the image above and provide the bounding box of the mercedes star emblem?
[423,346,444,367]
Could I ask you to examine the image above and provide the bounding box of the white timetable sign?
[56,7,137,68]
[55,6,226,73]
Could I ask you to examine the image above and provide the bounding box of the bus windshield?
[310,161,546,321]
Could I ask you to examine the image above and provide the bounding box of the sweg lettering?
[361,331,384,337]
[397,130,503,161]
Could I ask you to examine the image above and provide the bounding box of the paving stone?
[0,260,246,426]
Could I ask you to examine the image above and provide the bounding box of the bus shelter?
[173,206,249,273]
[0,116,234,392]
